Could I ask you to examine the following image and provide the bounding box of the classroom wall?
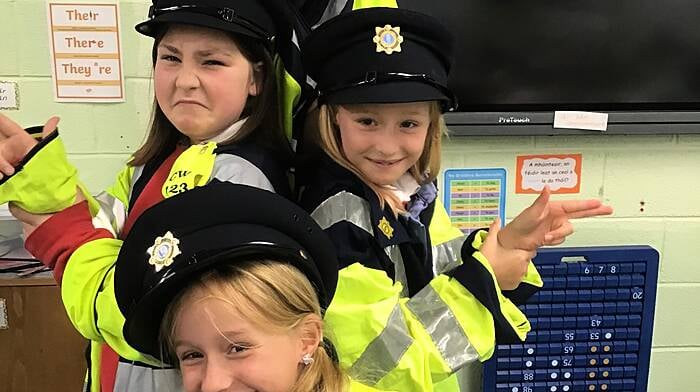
[2,0,699,390]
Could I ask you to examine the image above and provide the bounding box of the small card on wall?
[443,168,506,235]
[0,81,19,110]
[47,2,125,102]
[516,154,582,194]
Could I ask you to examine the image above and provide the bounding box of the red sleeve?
[24,201,113,284]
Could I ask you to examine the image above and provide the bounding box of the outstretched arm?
[499,186,613,251]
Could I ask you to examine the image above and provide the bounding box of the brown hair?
[160,260,347,392]
[313,101,446,216]
[130,25,291,166]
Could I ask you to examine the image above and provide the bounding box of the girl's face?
[155,24,261,144]
[173,294,306,392]
[335,102,431,186]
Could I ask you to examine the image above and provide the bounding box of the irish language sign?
[47,3,124,102]
[516,154,582,194]
[443,168,506,235]
[0,81,19,110]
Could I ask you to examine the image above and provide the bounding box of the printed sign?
[443,168,506,235]
[516,154,582,194]
[47,2,125,102]
[554,111,608,131]
[0,81,19,110]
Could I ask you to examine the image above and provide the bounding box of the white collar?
[385,173,421,203]
[202,117,248,144]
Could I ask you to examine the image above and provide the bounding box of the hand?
[8,187,86,238]
[499,186,613,251]
[480,218,536,290]
[0,114,59,179]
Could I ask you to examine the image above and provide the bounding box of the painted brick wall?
[441,134,700,391]
[2,0,698,390]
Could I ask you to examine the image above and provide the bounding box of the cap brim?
[135,12,263,40]
[324,80,451,107]
[122,225,316,359]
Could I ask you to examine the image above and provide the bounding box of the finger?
[485,217,501,246]
[75,186,87,203]
[545,237,567,246]
[491,217,502,231]
[565,204,614,219]
[42,116,60,138]
[0,114,27,140]
[527,185,551,219]
[544,221,574,244]
[0,156,16,176]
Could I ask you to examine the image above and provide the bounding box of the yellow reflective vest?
[299,154,543,392]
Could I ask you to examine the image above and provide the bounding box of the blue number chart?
[483,246,659,392]
[443,168,506,235]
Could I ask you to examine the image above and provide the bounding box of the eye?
[203,59,225,66]
[227,344,250,355]
[356,117,376,127]
[179,350,203,362]
[159,54,180,63]
[400,120,419,128]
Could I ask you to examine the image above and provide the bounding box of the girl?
[298,7,614,391]
[0,1,310,390]
[116,182,389,392]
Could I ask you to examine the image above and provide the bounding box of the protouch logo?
[498,116,531,123]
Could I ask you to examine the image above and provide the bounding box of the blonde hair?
[160,260,347,392]
[314,101,446,216]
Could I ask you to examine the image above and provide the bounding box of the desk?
[0,272,87,392]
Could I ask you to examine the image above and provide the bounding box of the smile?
[368,158,403,166]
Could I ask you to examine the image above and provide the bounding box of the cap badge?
[373,25,403,55]
[146,231,182,272]
[377,217,394,239]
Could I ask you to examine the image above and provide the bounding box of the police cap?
[302,7,456,111]
[115,182,338,357]
[135,0,277,44]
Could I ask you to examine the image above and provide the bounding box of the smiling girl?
[0,1,309,391]
[298,7,613,391]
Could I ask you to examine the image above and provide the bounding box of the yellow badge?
[377,217,394,239]
[373,24,403,55]
[146,231,182,272]
[162,142,217,198]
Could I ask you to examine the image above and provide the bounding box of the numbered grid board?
[483,246,659,392]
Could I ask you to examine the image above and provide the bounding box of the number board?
[483,246,659,392]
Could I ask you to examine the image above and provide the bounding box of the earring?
[301,353,314,366]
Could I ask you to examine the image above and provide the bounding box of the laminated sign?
[47,2,125,102]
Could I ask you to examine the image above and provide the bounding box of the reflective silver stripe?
[432,235,465,276]
[114,362,183,392]
[349,304,413,385]
[384,244,408,297]
[312,0,350,29]
[310,191,373,235]
[91,192,127,236]
[127,165,144,204]
[210,154,275,192]
[406,284,479,372]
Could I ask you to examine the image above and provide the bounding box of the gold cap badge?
[373,24,403,55]
[146,231,182,272]
[377,217,394,239]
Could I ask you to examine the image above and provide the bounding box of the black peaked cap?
[115,182,338,358]
[302,7,456,111]
[135,0,280,43]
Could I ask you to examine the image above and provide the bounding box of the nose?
[373,126,400,156]
[200,358,235,392]
[175,62,200,91]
